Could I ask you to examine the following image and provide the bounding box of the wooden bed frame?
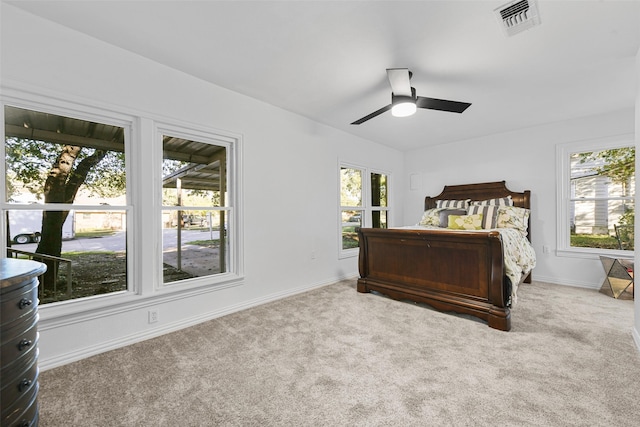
[356,181,531,331]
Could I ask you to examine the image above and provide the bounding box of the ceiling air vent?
[495,0,541,37]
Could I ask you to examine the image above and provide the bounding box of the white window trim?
[556,133,635,259]
[155,122,242,292]
[338,161,391,259]
[1,86,245,323]
[1,95,137,301]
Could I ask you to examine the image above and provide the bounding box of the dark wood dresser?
[1,258,46,427]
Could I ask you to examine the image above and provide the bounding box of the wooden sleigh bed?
[357,181,533,331]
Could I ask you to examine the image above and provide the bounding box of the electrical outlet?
[148,309,159,324]
[543,245,550,254]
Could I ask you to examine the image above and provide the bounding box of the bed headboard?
[424,181,531,240]
[424,181,530,210]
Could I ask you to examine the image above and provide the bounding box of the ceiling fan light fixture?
[391,100,416,117]
[391,88,417,117]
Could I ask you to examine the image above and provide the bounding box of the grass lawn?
[570,233,629,250]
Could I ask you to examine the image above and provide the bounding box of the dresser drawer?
[1,337,39,385]
[1,314,38,366]
[1,358,39,420]
[1,382,39,427]
[1,280,38,327]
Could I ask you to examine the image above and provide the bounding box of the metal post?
[177,177,182,271]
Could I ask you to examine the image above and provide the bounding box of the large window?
[3,105,129,303]
[557,136,635,256]
[2,96,242,309]
[339,164,388,255]
[161,132,230,284]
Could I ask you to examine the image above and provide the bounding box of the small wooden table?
[599,256,634,299]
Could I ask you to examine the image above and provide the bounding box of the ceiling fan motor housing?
[392,87,417,105]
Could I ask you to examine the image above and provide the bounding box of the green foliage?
[83,151,126,198]
[185,239,220,247]
[342,233,359,249]
[340,167,362,206]
[5,137,51,198]
[163,158,189,176]
[577,147,635,187]
[5,137,126,199]
[618,208,634,227]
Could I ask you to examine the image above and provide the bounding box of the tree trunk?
[36,146,106,288]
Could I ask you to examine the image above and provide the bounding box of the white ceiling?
[6,0,640,151]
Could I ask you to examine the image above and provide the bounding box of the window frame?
[556,134,635,259]
[338,161,390,259]
[2,98,135,299]
[156,122,241,289]
[1,89,244,320]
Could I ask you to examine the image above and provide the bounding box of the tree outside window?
[569,146,634,250]
[4,105,128,303]
[339,165,389,253]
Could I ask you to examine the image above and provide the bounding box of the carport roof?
[5,106,224,191]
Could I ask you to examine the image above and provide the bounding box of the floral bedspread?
[393,225,537,304]
[496,227,537,303]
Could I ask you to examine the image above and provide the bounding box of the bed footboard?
[357,228,511,331]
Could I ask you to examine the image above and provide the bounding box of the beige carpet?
[38,280,640,426]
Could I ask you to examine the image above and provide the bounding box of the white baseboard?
[633,327,640,353]
[39,272,358,371]
[530,274,600,290]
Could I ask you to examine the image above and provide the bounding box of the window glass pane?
[568,147,634,250]
[372,210,387,229]
[162,209,228,283]
[570,148,635,198]
[162,135,229,284]
[5,106,126,205]
[340,167,362,207]
[163,136,226,207]
[570,200,633,249]
[4,105,128,304]
[6,209,127,304]
[341,209,361,250]
[371,173,387,207]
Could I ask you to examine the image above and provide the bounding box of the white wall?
[1,5,404,368]
[403,109,635,288]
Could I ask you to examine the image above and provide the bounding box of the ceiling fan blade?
[351,104,392,125]
[386,68,412,97]
[416,96,471,113]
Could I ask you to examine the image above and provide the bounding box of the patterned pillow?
[496,206,530,235]
[418,208,444,226]
[447,214,483,230]
[467,205,499,229]
[436,199,470,209]
[438,209,467,227]
[470,196,513,206]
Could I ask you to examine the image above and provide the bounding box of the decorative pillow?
[496,206,530,235]
[438,209,467,227]
[447,214,483,230]
[436,199,471,209]
[418,208,445,226]
[467,205,499,229]
[470,196,513,206]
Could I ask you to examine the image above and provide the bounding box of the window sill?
[339,248,359,260]
[556,247,634,260]
[38,274,244,328]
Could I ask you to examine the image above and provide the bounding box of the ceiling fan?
[351,68,472,125]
